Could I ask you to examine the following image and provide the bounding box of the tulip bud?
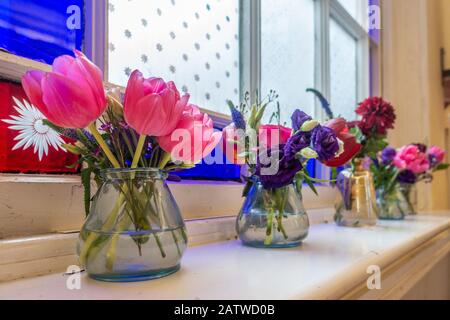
[300,120,320,132]
[299,147,318,159]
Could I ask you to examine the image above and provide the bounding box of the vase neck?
[101,168,167,181]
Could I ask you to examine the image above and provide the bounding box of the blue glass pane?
[177,136,316,181]
[176,131,241,181]
[0,0,83,64]
[305,158,315,177]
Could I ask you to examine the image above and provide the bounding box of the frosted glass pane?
[338,0,358,19]
[261,0,315,125]
[108,0,240,115]
[330,18,357,120]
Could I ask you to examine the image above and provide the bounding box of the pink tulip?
[124,70,189,137]
[393,145,430,174]
[428,146,446,164]
[22,50,107,129]
[158,105,222,164]
[259,125,292,150]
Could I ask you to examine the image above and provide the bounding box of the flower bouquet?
[224,91,361,248]
[372,144,449,219]
[17,51,221,281]
[335,97,397,227]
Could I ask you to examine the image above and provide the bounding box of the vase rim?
[100,167,167,180]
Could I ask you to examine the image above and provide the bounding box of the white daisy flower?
[2,97,65,161]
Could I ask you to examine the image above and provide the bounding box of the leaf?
[364,137,388,158]
[62,143,83,155]
[434,163,450,171]
[295,174,303,194]
[254,102,268,124]
[42,119,64,133]
[331,167,338,187]
[303,175,319,196]
[81,168,92,217]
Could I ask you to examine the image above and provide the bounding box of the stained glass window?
[0,81,79,173]
[0,0,83,173]
[0,0,83,64]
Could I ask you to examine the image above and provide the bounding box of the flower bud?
[300,120,320,132]
[299,147,318,159]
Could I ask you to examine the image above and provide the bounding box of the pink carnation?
[393,145,430,174]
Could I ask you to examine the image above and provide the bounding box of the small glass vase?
[335,166,379,227]
[77,168,187,282]
[376,184,411,220]
[401,183,417,215]
[236,178,309,248]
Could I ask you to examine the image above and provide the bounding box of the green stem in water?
[88,123,121,168]
[131,134,147,168]
[275,189,288,240]
[264,206,274,246]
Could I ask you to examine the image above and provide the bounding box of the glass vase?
[335,167,379,227]
[236,179,309,248]
[376,184,411,220]
[77,168,187,282]
[401,183,417,215]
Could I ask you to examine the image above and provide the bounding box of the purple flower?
[256,145,303,189]
[100,122,113,132]
[428,154,439,168]
[291,110,312,132]
[381,147,397,165]
[414,143,427,153]
[230,105,246,130]
[284,131,312,160]
[311,125,339,161]
[397,170,417,184]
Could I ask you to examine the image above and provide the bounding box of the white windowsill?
[0,173,337,238]
[1,212,449,300]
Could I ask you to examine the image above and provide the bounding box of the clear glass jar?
[335,168,379,227]
[236,178,309,248]
[401,183,417,215]
[376,184,410,220]
[77,168,187,282]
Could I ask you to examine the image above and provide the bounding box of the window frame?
[88,0,374,123]
[0,0,379,238]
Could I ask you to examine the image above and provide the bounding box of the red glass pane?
[0,81,79,173]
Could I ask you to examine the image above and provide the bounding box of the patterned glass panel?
[330,18,357,120]
[261,0,315,125]
[107,0,240,115]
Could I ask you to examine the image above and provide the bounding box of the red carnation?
[356,97,396,137]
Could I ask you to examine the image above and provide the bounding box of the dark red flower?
[356,97,396,137]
